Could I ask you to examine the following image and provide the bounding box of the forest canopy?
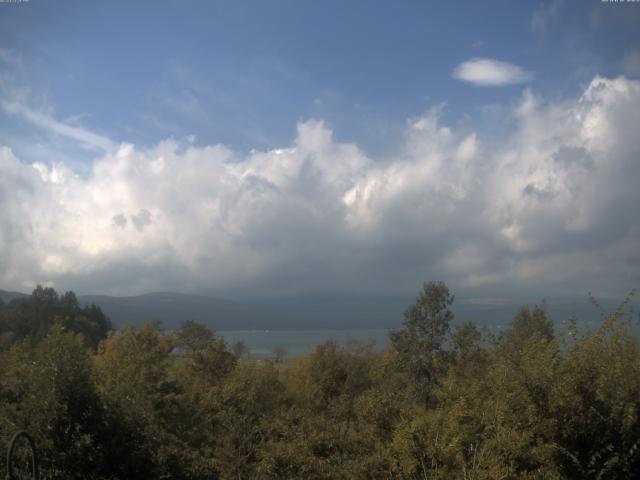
[0,282,638,479]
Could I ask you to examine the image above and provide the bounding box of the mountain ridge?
[1,289,636,331]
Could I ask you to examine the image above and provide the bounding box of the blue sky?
[1,0,639,299]
[3,0,637,155]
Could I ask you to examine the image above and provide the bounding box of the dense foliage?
[0,283,638,479]
[0,286,111,348]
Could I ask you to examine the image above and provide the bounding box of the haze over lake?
[218,329,390,358]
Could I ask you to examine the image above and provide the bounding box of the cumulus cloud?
[131,209,152,231]
[452,58,533,87]
[112,213,127,228]
[0,76,639,298]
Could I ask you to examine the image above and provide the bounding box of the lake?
[218,329,391,357]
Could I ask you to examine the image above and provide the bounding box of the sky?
[0,0,639,300]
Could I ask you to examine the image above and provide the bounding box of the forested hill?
[1,290,299,330]
[0,289,27,303]
[2,289,411,330]
[78,292,293,330]
[1,288,635,331]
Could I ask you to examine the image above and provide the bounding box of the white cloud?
[0,47,21,68]
[0,76,639,298]
[0,99,115,152]
[452,58,533,87]
[531,0,565,33]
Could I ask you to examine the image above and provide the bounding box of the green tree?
[93,323,183,478]
[0,328,109,479]
[174,320,237,395]
[499,304,554,351]
[213,363,285,479]
[0,287,111,349]
[548,294,640,479]
[390,280,455,404]
[176,319,215,353]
